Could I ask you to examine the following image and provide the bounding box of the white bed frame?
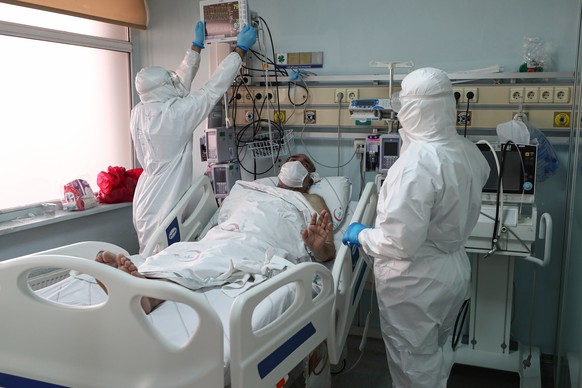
[0,175,377,388]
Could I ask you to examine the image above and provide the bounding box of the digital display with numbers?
[201,0,247,43]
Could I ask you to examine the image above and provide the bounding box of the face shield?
[168,71,188,98]
[390,92,401,113]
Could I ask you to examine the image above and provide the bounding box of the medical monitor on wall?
[477,142,537,203]
[200,0,248,44]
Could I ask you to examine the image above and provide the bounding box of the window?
[0,3,132,210]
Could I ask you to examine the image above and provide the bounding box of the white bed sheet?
[35,200,358,385]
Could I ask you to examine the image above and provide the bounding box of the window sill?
[0,202,132,237]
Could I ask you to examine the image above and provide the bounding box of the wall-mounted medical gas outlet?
[524,87,540,103]
[509,88,525,103]
[346,89,360,101]
[304,110,317,124]
[453,87,479,103]
[244,110,254,123]
[456,111,472,126]
[334,89,346,103]
[273,110,286,124]
[554,112,571,127]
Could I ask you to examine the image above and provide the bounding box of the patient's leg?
[95,251,164,314]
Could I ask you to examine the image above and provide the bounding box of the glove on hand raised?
[236,24,257,52]
[192,21,205,48]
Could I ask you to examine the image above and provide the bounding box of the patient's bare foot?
[95,251,163,314]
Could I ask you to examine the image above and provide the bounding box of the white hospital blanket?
[34,201,359,386]
[138,181,316,290]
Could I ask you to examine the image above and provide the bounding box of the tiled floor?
[330,335,525,388]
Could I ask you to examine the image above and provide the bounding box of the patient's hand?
[301,210,335,262]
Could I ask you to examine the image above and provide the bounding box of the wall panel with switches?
[229,81,575,133]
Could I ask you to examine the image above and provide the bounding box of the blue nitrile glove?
[342,223,371,248]
[236,24,257,53]
[192,21,205,49]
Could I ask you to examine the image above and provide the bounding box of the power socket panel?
[354,138,366,154]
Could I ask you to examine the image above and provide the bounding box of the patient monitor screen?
[481,151,524,193]
[202,1,244,42]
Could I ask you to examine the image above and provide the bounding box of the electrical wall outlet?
[453,87,479,103]
[464,88,479,103]
[334,89,347,103]
[265,89,277,101]
[354,138,366,154]
[453,88,464,103]
[524,87,539,103]
[346,88,360,101]
[539,87,554,103]
[509,88,525,103]
[554,87,571,103]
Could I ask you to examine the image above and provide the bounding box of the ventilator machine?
[457,140,553,388]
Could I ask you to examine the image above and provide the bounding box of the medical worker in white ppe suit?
[342,67,490,387]
[131,21,256,253]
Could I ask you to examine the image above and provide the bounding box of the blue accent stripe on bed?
[165,216,181,246]
[0,372,66,387]
[257,322,316,379]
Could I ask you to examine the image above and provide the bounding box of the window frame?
[0,16,134,214]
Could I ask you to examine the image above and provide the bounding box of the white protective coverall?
[131,50,241,253]
[357,68,490,387]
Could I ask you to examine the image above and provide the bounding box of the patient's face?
[281,154,315,191]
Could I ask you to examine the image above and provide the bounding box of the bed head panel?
[0,254,224,388]
[142,174,218,257]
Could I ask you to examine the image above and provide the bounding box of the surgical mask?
[278,161,310,188]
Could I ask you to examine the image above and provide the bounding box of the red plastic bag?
[97,166,143,204]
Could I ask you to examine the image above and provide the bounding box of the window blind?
[0,0,147,29]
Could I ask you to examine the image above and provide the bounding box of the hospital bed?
[0,174,377,388]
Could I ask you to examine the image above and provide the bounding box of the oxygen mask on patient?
[279,161,315,188]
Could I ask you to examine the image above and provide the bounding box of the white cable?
[336,93,343,175]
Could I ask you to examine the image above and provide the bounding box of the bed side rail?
[328,181,378,365]
[0,254,224,388]
[22,241,129,260]
[142,175,218,257]
[229,262,334,388]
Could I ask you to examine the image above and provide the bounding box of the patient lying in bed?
[95,154,335,313]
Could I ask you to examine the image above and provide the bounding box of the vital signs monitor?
[200,0,249,44]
